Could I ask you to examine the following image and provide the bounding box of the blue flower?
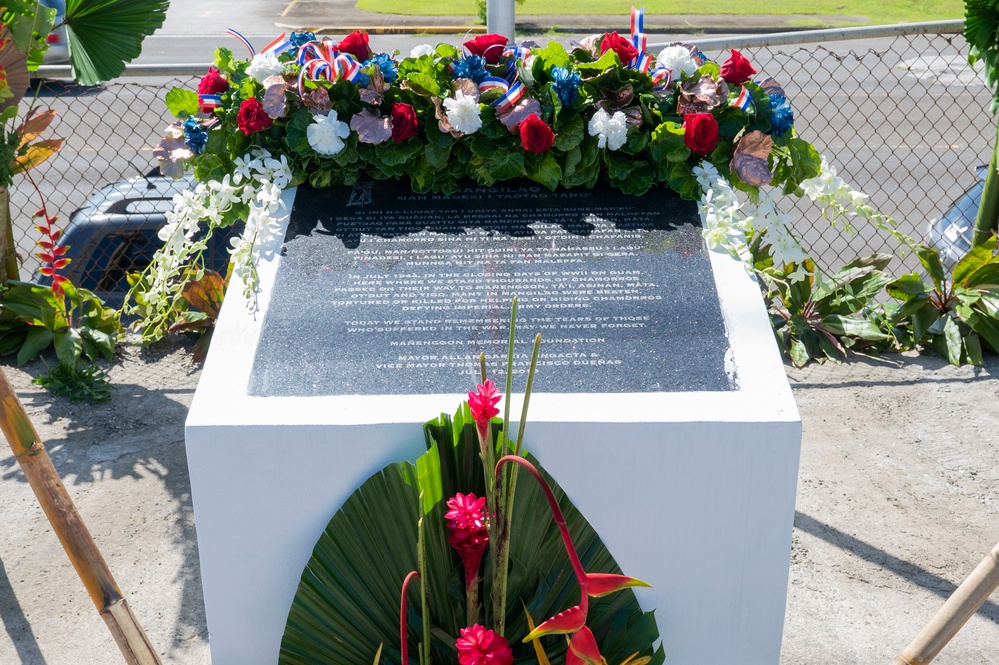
[355,71,371,86]
[183,118,208,155]
[452,55,488,83]
[550,66,581,106]
[290,31,316,48]
[769,93,794,137]
[364,52,398,83]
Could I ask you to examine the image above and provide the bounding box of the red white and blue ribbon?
[732,85,755,114]
[649,65,672,90]
[297,38,338,65]
[226,28,256,57]
[503,45,531,61]
[478,76,526,113]
[632,51,653,74]
[261,32,294,55]
[630,6,647,57]
[198,93,223,111]
[296,38,363,97]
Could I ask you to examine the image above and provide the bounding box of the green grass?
[355,0,964,26]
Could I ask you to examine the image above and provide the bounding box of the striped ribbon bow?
[478,76,527,114]
[296,38,363,97]
[731,85,755,114]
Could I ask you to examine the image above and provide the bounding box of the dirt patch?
[0,344,997,664]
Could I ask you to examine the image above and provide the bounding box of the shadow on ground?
[0,338,206,663]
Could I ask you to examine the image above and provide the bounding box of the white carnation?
[656,45,698,78]
[443,91,483,135]
[410,43,434,58]
[245,52,285,83]
[307,111,350,156]
[587,108,628,150]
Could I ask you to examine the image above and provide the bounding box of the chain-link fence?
[10,22,993,335]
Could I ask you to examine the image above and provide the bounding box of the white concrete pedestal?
[186,186,800,664]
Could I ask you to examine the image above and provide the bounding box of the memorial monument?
[186,180,801,665]
[133,15,830,665]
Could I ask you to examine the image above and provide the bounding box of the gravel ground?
[0,344,997,664]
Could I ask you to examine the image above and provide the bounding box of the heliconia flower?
[468,379,501,438]
[523,600,587,641]
[568,627,603,665]
[445,492,489,588]
[584,572,651,597]
[456,624,513,665]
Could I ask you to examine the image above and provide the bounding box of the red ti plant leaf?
[568,627,603,665]
[16,109,57,149]
[11,139,63,174]
[584,573,651,598]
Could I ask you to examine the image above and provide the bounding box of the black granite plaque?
[248,179,734,396]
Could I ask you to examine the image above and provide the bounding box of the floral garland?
[137,8,832,337]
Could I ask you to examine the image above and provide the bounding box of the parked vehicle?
[39,0,69,65]
[925,166,987,271]
[33,170,240,308]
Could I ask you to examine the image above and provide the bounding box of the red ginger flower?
[456,624,513,665]
[445,492,489,588]
[468,380,501,438]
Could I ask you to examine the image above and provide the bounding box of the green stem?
[974,119,999,245]
[465,573,479,626]
[494,334,541,638]
[417,505,429,665]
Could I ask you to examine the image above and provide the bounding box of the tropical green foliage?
[62,0,170,85]
[760,254,895,367]
[887,239,999,366]
[0,280,120,368]
[280,404,663,665]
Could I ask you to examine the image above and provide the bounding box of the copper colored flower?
[456,624,513,665]
[676,75,728,115]
[445,492,489,587]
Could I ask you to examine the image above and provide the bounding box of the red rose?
[463,33,508,65]
[599,31,639,64]
[519,114,554,153]
[197,66,229,114]
[719,49,757,85]
[683,113,719,156]
[237,98,273,135]
[336,31,372,62]
[390,102,419,142]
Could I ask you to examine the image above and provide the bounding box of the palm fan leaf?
[966,0,999,112]
[281,405,664,665]
[0,27,30,112]
[63,0,169,86]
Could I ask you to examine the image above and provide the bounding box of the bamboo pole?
[0,186,19,284]
[0,368,162,665]
[893,539,999,665]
